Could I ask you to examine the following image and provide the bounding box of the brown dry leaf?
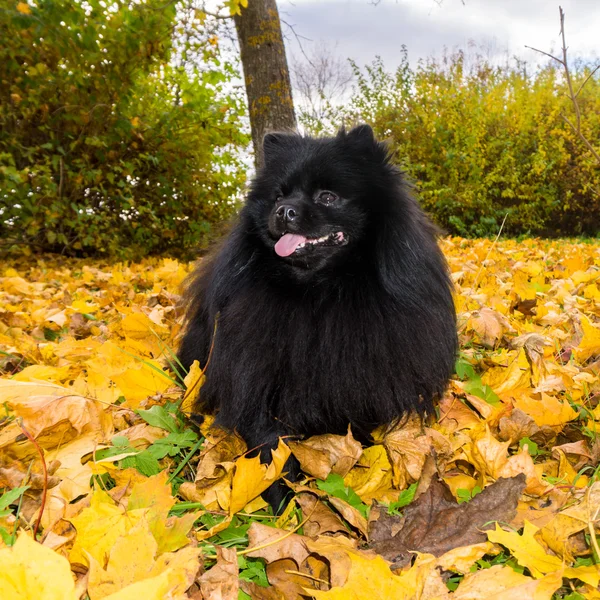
[296,493,348,537]
[498,408,541,444]
[245,522,310,566]
[0,380,112,450]
[179,427,242,511]
[196,427,247,481]
[451,565,563,600]
[266,558,311,600]
[437,394,481,433]
[305,537,358,587]
[369,475,526,567]
[467,307,514,348]
[328,497,369,538]
[199,546,238,600]
[289,428,362,479]
[240,580,285,600]
[383,422,433,489]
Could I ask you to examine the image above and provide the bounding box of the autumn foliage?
[0,1,247,258]
[317,50,600,238]
[0,239,599,598]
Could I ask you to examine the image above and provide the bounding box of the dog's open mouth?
[275,231,347,258]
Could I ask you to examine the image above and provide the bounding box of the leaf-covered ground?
[0,238,599,600]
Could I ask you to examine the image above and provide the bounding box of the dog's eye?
[317,191,338,204]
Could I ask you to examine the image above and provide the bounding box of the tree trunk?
[234,0,296,169]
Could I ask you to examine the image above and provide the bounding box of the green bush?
[0,0,248,258]
[345,49,600,237]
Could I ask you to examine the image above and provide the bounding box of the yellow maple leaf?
[343,444,393,503]
[311,551,436,600]
[574,315,600,362]
[514,392,578,427]
[87,518,201,598]
[583,283,600,299]
[102,571,173,600]
[69,489,146,566]
[88,519,158,597]
[229,440,291,515]
[181,359,204,414]
[481,349,531,398]
[128,472,200,553]
[487,521,562,578]
[437,541,496,574]
[110,362,172,407]
[12,364,70,383]
[0,533,77,600]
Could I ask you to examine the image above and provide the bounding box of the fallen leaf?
[0,533,77,600]
[539,481,600,560]
[452,564,563,600]
[199,546,238,600]
[296,493,348,537]
[369,475,526,567]
[289,428,362,479]
[245,522,310,566]
[487,521,562,577]
[229,440,291,515]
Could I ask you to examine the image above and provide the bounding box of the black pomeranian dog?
[178,125,457,508]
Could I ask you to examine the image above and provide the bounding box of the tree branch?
[526,6,600,166]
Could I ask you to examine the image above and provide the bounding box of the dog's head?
[246,125,397,272]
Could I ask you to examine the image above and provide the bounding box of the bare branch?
[558,7,581,134]
[524,45,563,65]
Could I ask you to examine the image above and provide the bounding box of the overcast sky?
[278,0,600,70]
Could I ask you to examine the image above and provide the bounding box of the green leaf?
[0,486,29,511]
[316,474,369,518]
[137,405,179,433]
[388,483,417,514]
[132,450,161,476]
[519,437,539,456]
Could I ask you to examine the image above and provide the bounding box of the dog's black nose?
[275,205,297,223]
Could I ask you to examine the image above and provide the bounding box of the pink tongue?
[274,233,307,257]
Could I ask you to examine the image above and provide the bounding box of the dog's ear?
[346,124,375,144]
[263,131,296,165]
